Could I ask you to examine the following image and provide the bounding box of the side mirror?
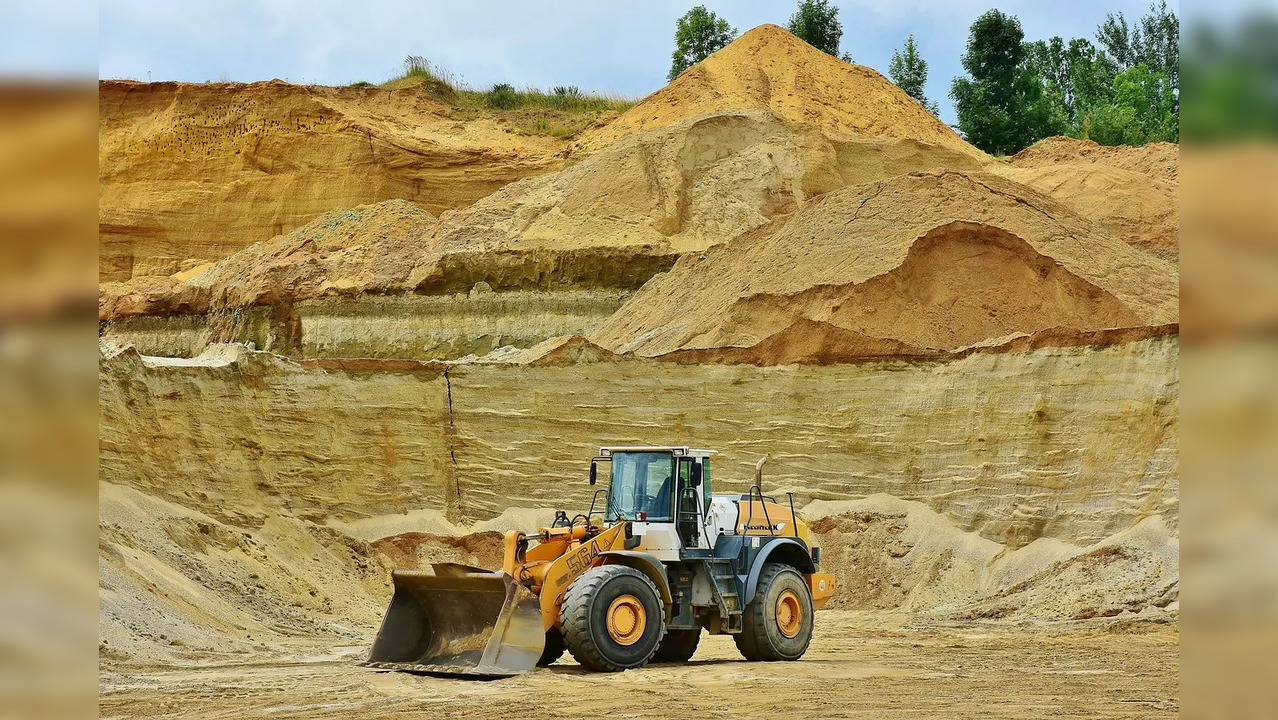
[690,461,702,487]
[589,461,597,485]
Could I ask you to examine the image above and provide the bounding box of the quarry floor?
[99,611,1178,719]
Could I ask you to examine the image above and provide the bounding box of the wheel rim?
[606,594,647,646]
[775,589,803,638]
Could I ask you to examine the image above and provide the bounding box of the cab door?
[675,457,707,548]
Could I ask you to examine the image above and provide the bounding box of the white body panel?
[630,522,684,561]
[706,495,739,538]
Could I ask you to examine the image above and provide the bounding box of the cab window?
[607,452,674,522]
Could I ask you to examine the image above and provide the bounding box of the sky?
[79,2,1180,124]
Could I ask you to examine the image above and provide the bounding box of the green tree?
[950,10,1064,154]
[1081,64,1178,144]
[669,5,737,81]
[1066,38,1118,117]
[1135,0,1179,93]
[1026,36,1117,126]
[1096,2,1178,110]
[1000,2,1178,146]
[889,35,938,115]
[1075,1,1179,143]
[1097,12,1137,67]
[1026,37,1070,118]
[788,0,843,56]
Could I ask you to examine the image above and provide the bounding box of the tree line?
[668,1,1179,154]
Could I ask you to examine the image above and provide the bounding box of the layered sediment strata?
[99,80,567,280]
[100,332,1178,546]
[100,289,634,360]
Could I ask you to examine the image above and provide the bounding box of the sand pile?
[998,136,1179,260]
[100,109,985,327]
[578,25,983,159]
[803,495,1178,620]
[98,479,542,669]
[592,171,1178,357]
[99,80,566,280]
[463,335,625,366]
[428,108,982,258]
[1009,136,1178,183]
[98,481,390,668]
[100,199,437,321]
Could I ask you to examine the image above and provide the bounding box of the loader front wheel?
[734,563,813,661]
[562,565,664,671]
[537,627,565,666]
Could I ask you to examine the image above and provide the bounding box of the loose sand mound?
[98,481,391,668]
[99,80,567,280]
[998,137,1179,260]
[467,335,625,366]
[997,163,1177,258]
[579,25,983,159]
[1010,136,1179,184]
[428,108,983,258]
[592,172,1178,357]
[100,199,437,320]
[652,319,1178,366]
[804,495,1177,620]
[100,109,984,325]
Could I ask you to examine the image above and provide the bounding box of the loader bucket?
[364,565,544,677]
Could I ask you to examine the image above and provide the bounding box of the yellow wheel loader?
[365,447,835,675]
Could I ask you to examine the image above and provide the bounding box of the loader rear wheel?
[562,565,664,672]
[537,627,565,666]
[652,628,700,663]
[734,563,813,661]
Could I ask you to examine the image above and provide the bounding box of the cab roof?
[597,446,716,458]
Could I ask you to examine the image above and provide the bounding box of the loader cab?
[592,447,714,560]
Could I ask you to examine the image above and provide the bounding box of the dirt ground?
[99,611,1178,719]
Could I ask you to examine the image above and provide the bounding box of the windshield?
[606,452,674,522]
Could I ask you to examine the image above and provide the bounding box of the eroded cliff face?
[99,333,1177,547]
[99,80,567,280]
[100,289,635,359]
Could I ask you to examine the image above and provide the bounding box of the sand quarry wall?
[100,289,637,360]
[99,81,567,281]
[100,333,1178,548]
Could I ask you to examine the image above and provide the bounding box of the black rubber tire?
[652,628,700,663]
[537,627,566,666]
[562,565,665,672]
[733,563,813,661]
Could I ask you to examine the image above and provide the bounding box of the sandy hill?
[100,109,985,323]
[99,199,438,320]
[997,137,1179,260]
[578,24,983,158]
[99,80,567,281]
[592,171,1178,357]
[429,108,983,258]
[1010,136,1178,183]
